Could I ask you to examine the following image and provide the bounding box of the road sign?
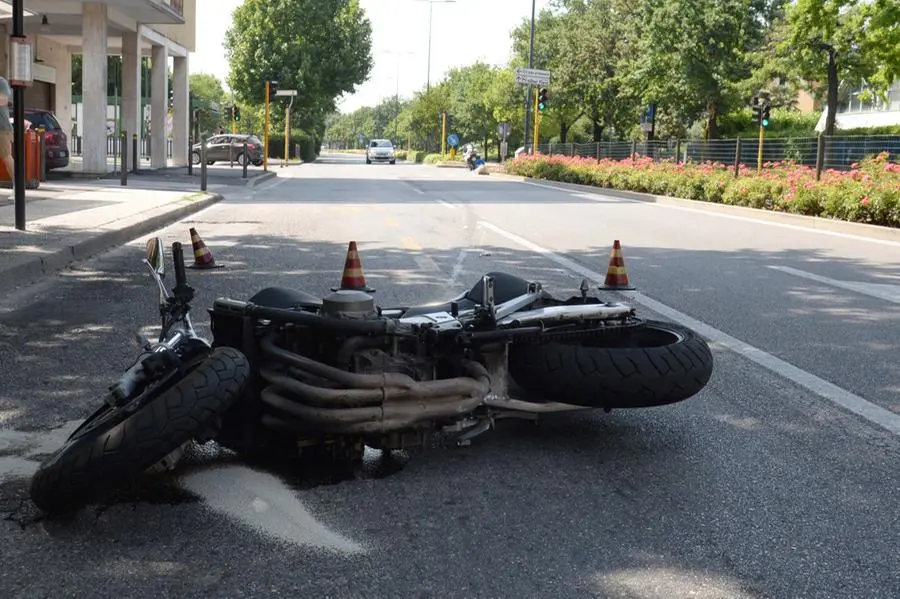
[497,122,510,139]
[515,67,551,86]
[448,133,459,147]
[274,90,298,97]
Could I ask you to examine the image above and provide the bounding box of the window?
[23,110,61,130]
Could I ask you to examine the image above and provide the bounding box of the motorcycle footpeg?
[453,419,492,446]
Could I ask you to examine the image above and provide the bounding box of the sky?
[189,0,554,114]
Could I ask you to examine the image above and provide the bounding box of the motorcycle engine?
[321,290,378,320]
[353,348,436,382]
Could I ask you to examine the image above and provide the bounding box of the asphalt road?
[1,153,899,598]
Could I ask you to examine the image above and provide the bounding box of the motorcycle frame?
[208,274,640,454]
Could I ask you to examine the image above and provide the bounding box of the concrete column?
[171,55,188,166]
[121,28,141,146]
[0,25,8,76]
[150,43,168,168]
[81,2,109,174]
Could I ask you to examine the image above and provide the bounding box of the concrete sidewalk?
[0,183,225,297]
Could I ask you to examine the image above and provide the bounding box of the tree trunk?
[706,99,719,140]
[825,49,838,136]
[559,121,569,144]
[592,119,603,143]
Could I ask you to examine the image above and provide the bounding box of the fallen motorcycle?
[29,238,714,514]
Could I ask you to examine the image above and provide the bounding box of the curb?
[1,192,225,297]
[498,174,900,244]
[248,171,277,187]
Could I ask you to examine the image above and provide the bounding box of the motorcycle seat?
[400,272,533,317]
[247,273,535,318]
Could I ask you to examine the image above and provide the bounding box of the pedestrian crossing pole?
[264,80,270,171]
[441,111,447,158]
[231,89,236,135]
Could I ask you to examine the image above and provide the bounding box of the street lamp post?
[413,0,455,91]
[381,50,414,144]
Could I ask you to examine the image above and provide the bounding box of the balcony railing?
[158,0,184,16]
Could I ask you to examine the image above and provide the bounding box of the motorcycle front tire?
[29,346,250,515]
[507,319,714,409]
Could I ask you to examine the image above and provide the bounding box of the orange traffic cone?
[331,241,375,292]
[187,227,224,269]
[598,240,635,290]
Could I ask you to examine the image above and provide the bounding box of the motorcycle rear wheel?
[29,346,250,515]
[507,319,713,409]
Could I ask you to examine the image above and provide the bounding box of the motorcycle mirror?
[145,237,166,276]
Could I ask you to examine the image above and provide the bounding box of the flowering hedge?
[504,152,900,228]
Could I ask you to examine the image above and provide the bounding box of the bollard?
[815,134,825,181]
[200,135,208,191]
[229,139,234,168]
[132,134,139,174]
[187,136,193,176]
[38,127,46,182]
[242,142,248,178]
[121,132,128,186]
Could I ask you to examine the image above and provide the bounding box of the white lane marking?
[436,200,457,209]
[253,174,291,192]
[413,187,426,195]
[414,255,441,272]
[768,265,900,305]
[521,179,900,249]
[447,248,471,289]
[477,219,900,438]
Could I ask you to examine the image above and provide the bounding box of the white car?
[366,139,396,164]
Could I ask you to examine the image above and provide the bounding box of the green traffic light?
[762,118,769,127]
[538,102,545,111]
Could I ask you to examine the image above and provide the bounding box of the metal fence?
[69,135,175,160]
[524,134,900,171]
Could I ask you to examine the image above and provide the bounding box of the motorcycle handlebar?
[172,242,188,289]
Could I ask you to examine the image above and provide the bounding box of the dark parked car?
[17,108,70,170]
[191,133,264,166]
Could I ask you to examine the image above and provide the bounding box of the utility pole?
[9,0,29,230]
[523,0,536,152]
[414,0,456,92]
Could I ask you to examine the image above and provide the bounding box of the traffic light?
[538,88,549,111]
[761,103,771,128]
[233,105,241,122]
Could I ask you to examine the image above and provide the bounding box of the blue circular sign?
[448,133,459,147]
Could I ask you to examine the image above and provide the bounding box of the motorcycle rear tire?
[29,346,250,515]
[507,319,713,409]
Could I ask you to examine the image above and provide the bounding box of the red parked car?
[15,108,70,170]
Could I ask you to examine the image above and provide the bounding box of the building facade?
[0,0,196,173]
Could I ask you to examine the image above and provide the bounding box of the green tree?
[223,0,374,136]
[445,62,501,148]
[551,0,641,141]
[771,0,900,135]
[624,0,781,139]
[189,73,228,135]
[510,6,583,143]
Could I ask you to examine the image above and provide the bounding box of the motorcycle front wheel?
[29,346,250,514]
[507,319,714,409]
